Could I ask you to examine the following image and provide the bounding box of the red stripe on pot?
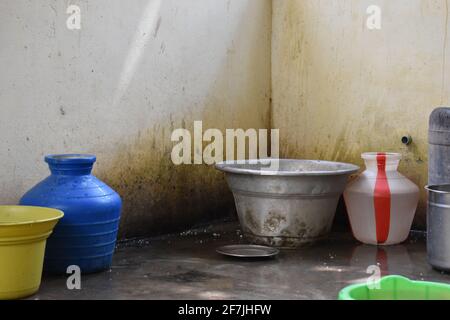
[374,153,391,244]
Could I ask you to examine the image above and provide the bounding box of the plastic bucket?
[0,206,63,299]
[339,275,450,300]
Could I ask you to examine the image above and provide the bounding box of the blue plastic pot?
[20,155,122,274]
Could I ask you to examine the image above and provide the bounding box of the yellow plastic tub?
[0,206,63,300]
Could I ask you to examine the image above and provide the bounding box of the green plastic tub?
[339,276,450,300]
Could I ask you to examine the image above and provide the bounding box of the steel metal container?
[429,107,450,186]
[216,159,359,248]
[425,185,450,271]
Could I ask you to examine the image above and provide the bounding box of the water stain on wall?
[95,124,235,239]
[272,0,450,229]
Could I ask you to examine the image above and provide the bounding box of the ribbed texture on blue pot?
[20,154,122,274]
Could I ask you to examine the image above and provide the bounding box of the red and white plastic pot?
[344,152,419,245]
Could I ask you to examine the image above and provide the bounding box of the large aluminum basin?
[216,159,359,248]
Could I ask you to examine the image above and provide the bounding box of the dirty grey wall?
[272,0,450,228]
[0,0,272,238]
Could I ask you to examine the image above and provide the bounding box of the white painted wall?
[0,0,272,237]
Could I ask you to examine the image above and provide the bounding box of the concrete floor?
[32,221,450,300]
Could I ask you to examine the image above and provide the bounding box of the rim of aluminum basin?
[215,159,360,177]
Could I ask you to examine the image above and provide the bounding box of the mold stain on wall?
[95,124,235,239]
[272,0,450,228]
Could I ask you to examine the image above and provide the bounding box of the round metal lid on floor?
[216,245,279,259]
